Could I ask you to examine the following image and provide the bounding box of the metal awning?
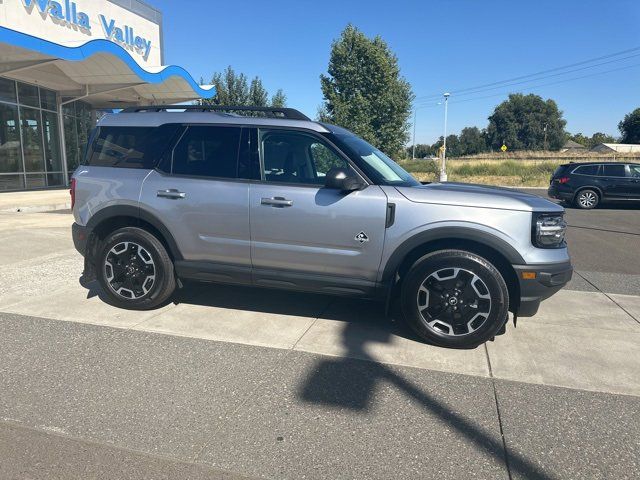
[0,26,215,107]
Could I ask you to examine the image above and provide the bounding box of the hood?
[396,182,563,213]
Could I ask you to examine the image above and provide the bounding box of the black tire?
[400,249,509,348]
[97,227,176,310]
[574,189,599,209]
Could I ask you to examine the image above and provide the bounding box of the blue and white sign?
[20,0,153,59]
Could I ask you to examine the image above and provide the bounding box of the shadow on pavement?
[299,321,555,480]
[79,275,555,478]
[78,276,423,343]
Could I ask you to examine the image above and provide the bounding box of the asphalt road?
[520,188,640,295]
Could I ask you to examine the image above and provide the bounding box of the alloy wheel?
[104,241,156,299]
[416,267,492,336]
[578,191,597,208]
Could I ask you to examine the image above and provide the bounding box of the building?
[0,0,215,192]
[591,143,640,153]
[560,139,587,153]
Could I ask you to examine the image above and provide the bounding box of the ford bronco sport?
[71,105,572,348]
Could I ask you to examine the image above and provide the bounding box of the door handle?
[157,189,186,199]
[261,197,293,208]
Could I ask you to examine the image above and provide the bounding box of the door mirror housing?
[324,168,366,192]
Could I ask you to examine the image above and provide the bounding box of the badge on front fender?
[355,232,369,244]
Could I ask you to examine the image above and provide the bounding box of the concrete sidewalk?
[0,188,70,213]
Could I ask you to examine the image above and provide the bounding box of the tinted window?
[0,78,16,104]
[629,165,640,178]
[40,88,57,111]
[601,165,626,177]
[172,126,241,178]
[573,165,599,175]
[262,130,349,185]
[86,125,181,169]
[17,82,39,108]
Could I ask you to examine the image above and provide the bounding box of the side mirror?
[324,167,366,192]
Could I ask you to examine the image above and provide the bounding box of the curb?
[0,202,71,213]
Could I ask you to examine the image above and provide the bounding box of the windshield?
[329,132,420,186]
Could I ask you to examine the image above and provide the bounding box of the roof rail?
[120,105,311,121]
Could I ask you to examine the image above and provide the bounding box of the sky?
[152,0,640,144]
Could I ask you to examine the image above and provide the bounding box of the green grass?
[398,158,564,187]
[452,160,559,178]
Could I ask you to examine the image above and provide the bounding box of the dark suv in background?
[549,162,640,209]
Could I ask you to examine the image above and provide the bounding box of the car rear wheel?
[400,249,509,348]
[575,189,599,209]
[97,227,176,310]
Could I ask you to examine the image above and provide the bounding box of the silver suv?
[71,105,572,348]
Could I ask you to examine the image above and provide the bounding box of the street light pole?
[412,109,417,160]
[440,92,450,182]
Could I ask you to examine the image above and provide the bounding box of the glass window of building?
[18,82,40,108]
[63,100,94,178]
[0,103,22,190]
[40,88,57,112]
[0,79,69,191]
[42,111,63,187]
[0,78,17,104]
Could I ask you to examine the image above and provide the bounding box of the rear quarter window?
[85,125,181,169]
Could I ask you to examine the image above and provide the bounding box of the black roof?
[120,105,311,121]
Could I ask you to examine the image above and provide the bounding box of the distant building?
[561,140,588,152]
[591,143,640,153]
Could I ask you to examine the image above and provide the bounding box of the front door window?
[261,130,349,185]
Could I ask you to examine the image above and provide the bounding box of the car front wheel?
[401,249,509,348]
[97,227,176,310]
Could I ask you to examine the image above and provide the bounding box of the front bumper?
[513,261,573,317]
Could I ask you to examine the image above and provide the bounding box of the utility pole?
[543,123,548,151]
[440,92,450,182]
[412,109,417,160]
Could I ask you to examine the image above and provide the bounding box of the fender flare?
[381,226,526,282]
[86,204,183,260]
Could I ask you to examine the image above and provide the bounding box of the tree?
[619,108,640,143]
[202,66,286,108]
[486,93,567,151]
[405,143,433,159]
[320,24,414,159]
[248,77,268,107]
[458,127,487,156]
[567,132,590,147]
[444,134,462,157]
[590,132,616,146]
[270,89,287,108]
[567,132,616,148]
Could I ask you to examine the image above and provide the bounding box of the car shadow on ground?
[79,276,549,478]
[79,276,423,343]
[297,320,554,480]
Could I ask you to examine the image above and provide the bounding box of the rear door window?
[601,165,626,177]
[572,165,600,176]
[86,125,181,169]
[172,126,242,179]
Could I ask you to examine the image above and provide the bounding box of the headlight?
[532,213,567,248]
